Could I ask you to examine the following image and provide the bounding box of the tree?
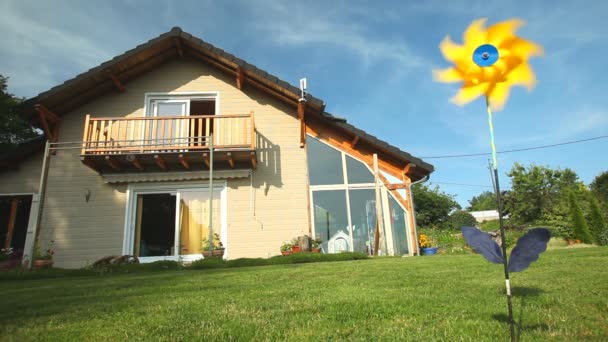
[412,183,460,228]
[467,191,497,211]
[587,194,607,245]
[590,171,608,205]
[569,192,593,243]
[504,163,585,227]
[0,75,37,153]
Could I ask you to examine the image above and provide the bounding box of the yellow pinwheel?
[434,18,543,111]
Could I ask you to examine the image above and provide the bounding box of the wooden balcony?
[80,113,256,173]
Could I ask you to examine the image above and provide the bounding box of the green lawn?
[1,248,606,341]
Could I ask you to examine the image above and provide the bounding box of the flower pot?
[291,245,301,253]
[33,259,53,269]
[312,248,321,253]
[0,259,19,271]
[203,250,225,258]
[422,247,438,255]
[281,250,292,256]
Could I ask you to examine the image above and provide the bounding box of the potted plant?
[0,248,19,271]
[280,242,293,256]
[33,240,54,269]
[290,237,301,253]
[202,233,225,258]
[311,238,322,253]
[419,234,438,255]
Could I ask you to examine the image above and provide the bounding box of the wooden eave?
[305,114,432,182]
[21,27,325,123]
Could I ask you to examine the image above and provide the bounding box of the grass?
[1,248,606,341]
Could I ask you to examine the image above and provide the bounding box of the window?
[0,195,32,255]
[144,93,218,149]
[307,136,344,185]
[306,135,410,256]
[313,190,349,253]
[125,183,226,262]
[346,155,374,184]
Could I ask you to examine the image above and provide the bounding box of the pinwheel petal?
[487,18,524,47]
[433,67,463,83]
[451,82,489,106]
[508,62,537,90]
[501,37,544,59]
[439,36,468,64]
[463,18,488,52]
[487,82,511,111]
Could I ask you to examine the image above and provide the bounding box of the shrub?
[445,210,477,230]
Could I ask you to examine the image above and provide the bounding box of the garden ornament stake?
[434,18,549,341]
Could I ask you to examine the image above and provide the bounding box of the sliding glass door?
[128,185,225,262]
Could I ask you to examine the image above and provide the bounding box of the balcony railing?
[79,113,257,173]
[81,113,255,155]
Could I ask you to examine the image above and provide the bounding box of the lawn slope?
[1,248,606,341]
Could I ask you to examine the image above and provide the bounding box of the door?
[0,195,33,258]
[147,100,189,150]
[129,186,225,262]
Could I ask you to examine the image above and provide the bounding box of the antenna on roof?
[299,78,307,102]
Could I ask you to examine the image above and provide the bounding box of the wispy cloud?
[249,2,425,72]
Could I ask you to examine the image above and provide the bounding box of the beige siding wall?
[0,58,309,267]
[0,151,43,195]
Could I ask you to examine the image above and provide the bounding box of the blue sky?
[1,0,606,207]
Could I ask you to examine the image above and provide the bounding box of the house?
[0,28,434,268]
[469,210,502,223]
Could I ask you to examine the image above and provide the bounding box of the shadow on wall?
[252,130,283,195]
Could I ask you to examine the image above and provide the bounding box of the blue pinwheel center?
[473,44,499,67]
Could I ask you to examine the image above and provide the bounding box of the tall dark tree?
[0,75,38,153]
[587,194,607,245]
[590,171,608,206]
[467,191,497,211]
[569,192,593,243]
[412,183,460,228]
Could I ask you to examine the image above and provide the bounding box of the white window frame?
[122,181,228,263]
[307,134,413,256]
[142,92,221,148]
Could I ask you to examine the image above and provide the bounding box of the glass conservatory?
[306,135,412,256]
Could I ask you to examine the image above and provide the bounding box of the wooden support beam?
[154,154,167,171]
[34,104,60,123]
[37,110,53,141]
[105,156,122,171]
[298,100,306,148]
[250,151,257,169]
[80,157,100,172]
[173,37,184,57]
[105,69,125,92]
[236,67,246,90]
[178,154,190,170]
[4,198,18,248]
[227,152,235,169]
[351,135,360,148]
[202,153,210,168]
[128,156,144,171]
[403,163,416,176]
[386,183,408,190]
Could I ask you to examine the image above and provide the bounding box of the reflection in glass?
[389,196,409,255]
[348,189,377,255]
[313,190,349,253]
